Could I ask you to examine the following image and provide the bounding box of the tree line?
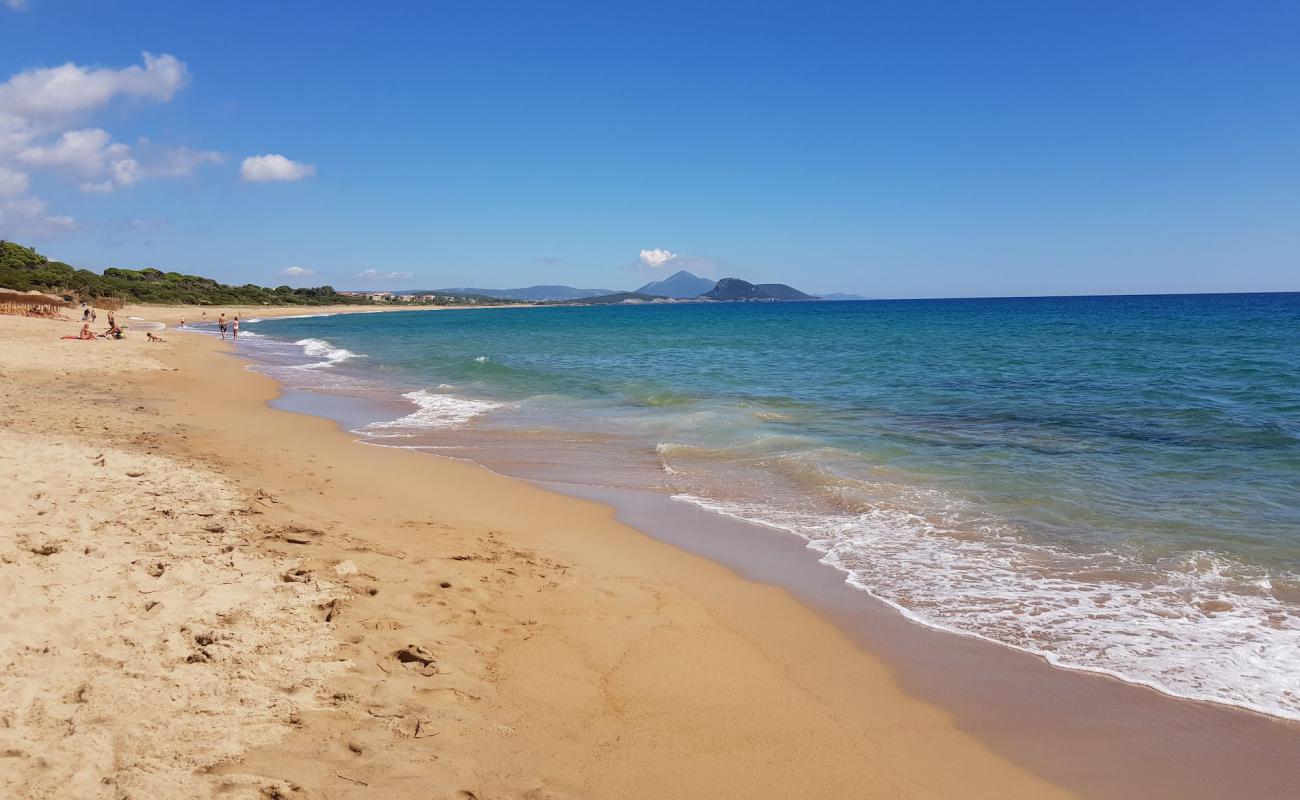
[0,240,370,306]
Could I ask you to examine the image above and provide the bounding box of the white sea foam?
[363,388,503,433]
[670,491,1300,721]
[291,338,364,369]
[474,356,489,363]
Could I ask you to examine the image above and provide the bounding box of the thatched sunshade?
[0,287,76,316]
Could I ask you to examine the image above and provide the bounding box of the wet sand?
[2,310,1076,797]
[556,484,1300,800]
[270,375,1300,799]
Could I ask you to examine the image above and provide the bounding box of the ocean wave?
[363,388,503,433]
[291,338,365,369]
[671,491,1300,721]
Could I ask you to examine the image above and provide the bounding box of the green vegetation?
[0,240,369,306]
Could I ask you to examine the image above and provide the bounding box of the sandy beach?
[0,310,1083,798]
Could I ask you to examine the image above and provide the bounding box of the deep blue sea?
[232,294,1300,719]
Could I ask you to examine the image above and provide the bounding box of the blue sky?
[1,1,1297,297]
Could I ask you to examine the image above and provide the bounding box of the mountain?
[635,270,716,298]
[702,278,817,301]
[420,285,617,301]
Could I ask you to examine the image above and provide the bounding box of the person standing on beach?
[232,317,239,338]
[218,313,228,339]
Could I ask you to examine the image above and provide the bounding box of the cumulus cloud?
[0,53,216,236]
[279,266,315,277]
[628,248,719,277]
[0,53,188,123]
[639,248,677,268]
[13,128,221,194]
[18,128,131,176]
[240,154,315,182]
[357,268,414,280]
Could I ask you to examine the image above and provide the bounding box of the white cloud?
[0,165,28,195]
[639,248,677,268]
[357,268,414,280]
[18,128,130,176]
[0,195,76,238]
[4,0,30,12]
[0,53,188,123]
[240,154,315,182]
[0,53,214,232]
[13,129,220,194]
[279,266,315,277]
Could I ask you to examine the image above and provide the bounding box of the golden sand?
[0,311,1071,798]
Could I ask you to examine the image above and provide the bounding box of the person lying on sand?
[147,332,166,343]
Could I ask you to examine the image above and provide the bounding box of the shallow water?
[235,294,1300,720]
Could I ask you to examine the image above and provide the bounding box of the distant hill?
[635,270,716,298]
[562,291,666,305]
[702,278,817,301]
[819,293,870,301]
[420,285,617,301]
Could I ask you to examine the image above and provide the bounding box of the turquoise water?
[239,294,1300,719]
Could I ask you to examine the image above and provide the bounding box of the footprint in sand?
[394,644,439,676]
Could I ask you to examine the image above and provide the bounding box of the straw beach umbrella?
[0,287,75,316]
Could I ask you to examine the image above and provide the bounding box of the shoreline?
[233,312,1300,796]
[240,308,1300,728]
[119,301,538,327]
[2,311,1073,797]
[267,376,1300,798]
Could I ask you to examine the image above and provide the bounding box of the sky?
[1,0,1297,298]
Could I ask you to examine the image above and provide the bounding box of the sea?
[222,293,1300,721]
